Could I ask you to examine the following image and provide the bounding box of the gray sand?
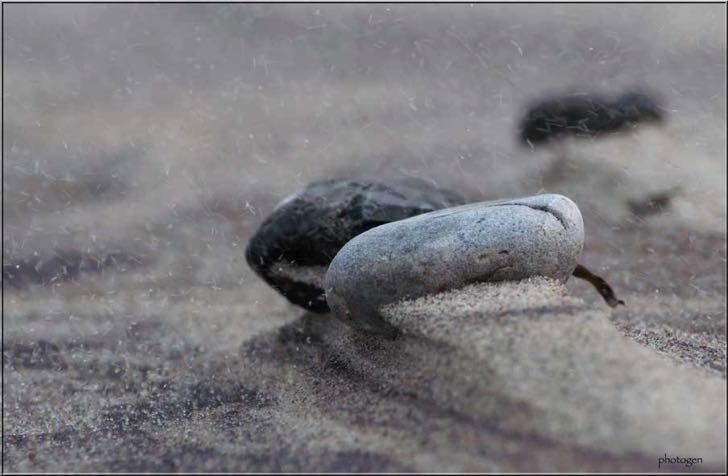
[384,278,726,463]
[3,3,726,472]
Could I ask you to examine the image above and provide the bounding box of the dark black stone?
[519,91,664,146]
[245,177,465,312]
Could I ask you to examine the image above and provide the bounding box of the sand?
[3,3,726,472]
[384,278,726,464]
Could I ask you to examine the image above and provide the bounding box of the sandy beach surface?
[3,4,726,472]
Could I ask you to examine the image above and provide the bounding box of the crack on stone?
[491,203,568,230]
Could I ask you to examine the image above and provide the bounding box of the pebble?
[246,177,465,312]
[519,91,663,146]
[324,194,584,336]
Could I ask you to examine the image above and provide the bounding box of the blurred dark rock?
[519,91,664,146]
[245,177,465,312]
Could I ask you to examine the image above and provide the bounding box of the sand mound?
[383,278,726,461]
[226,278,725,471]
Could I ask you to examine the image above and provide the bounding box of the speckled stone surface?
[325,194,584,335]
[245,177,465,312]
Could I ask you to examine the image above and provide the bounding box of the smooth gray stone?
[324,194,584,336]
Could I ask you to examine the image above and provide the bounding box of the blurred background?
[4,4,726,278]
[3,4,726,471]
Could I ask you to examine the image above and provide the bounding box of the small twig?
[572,264,625,307]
